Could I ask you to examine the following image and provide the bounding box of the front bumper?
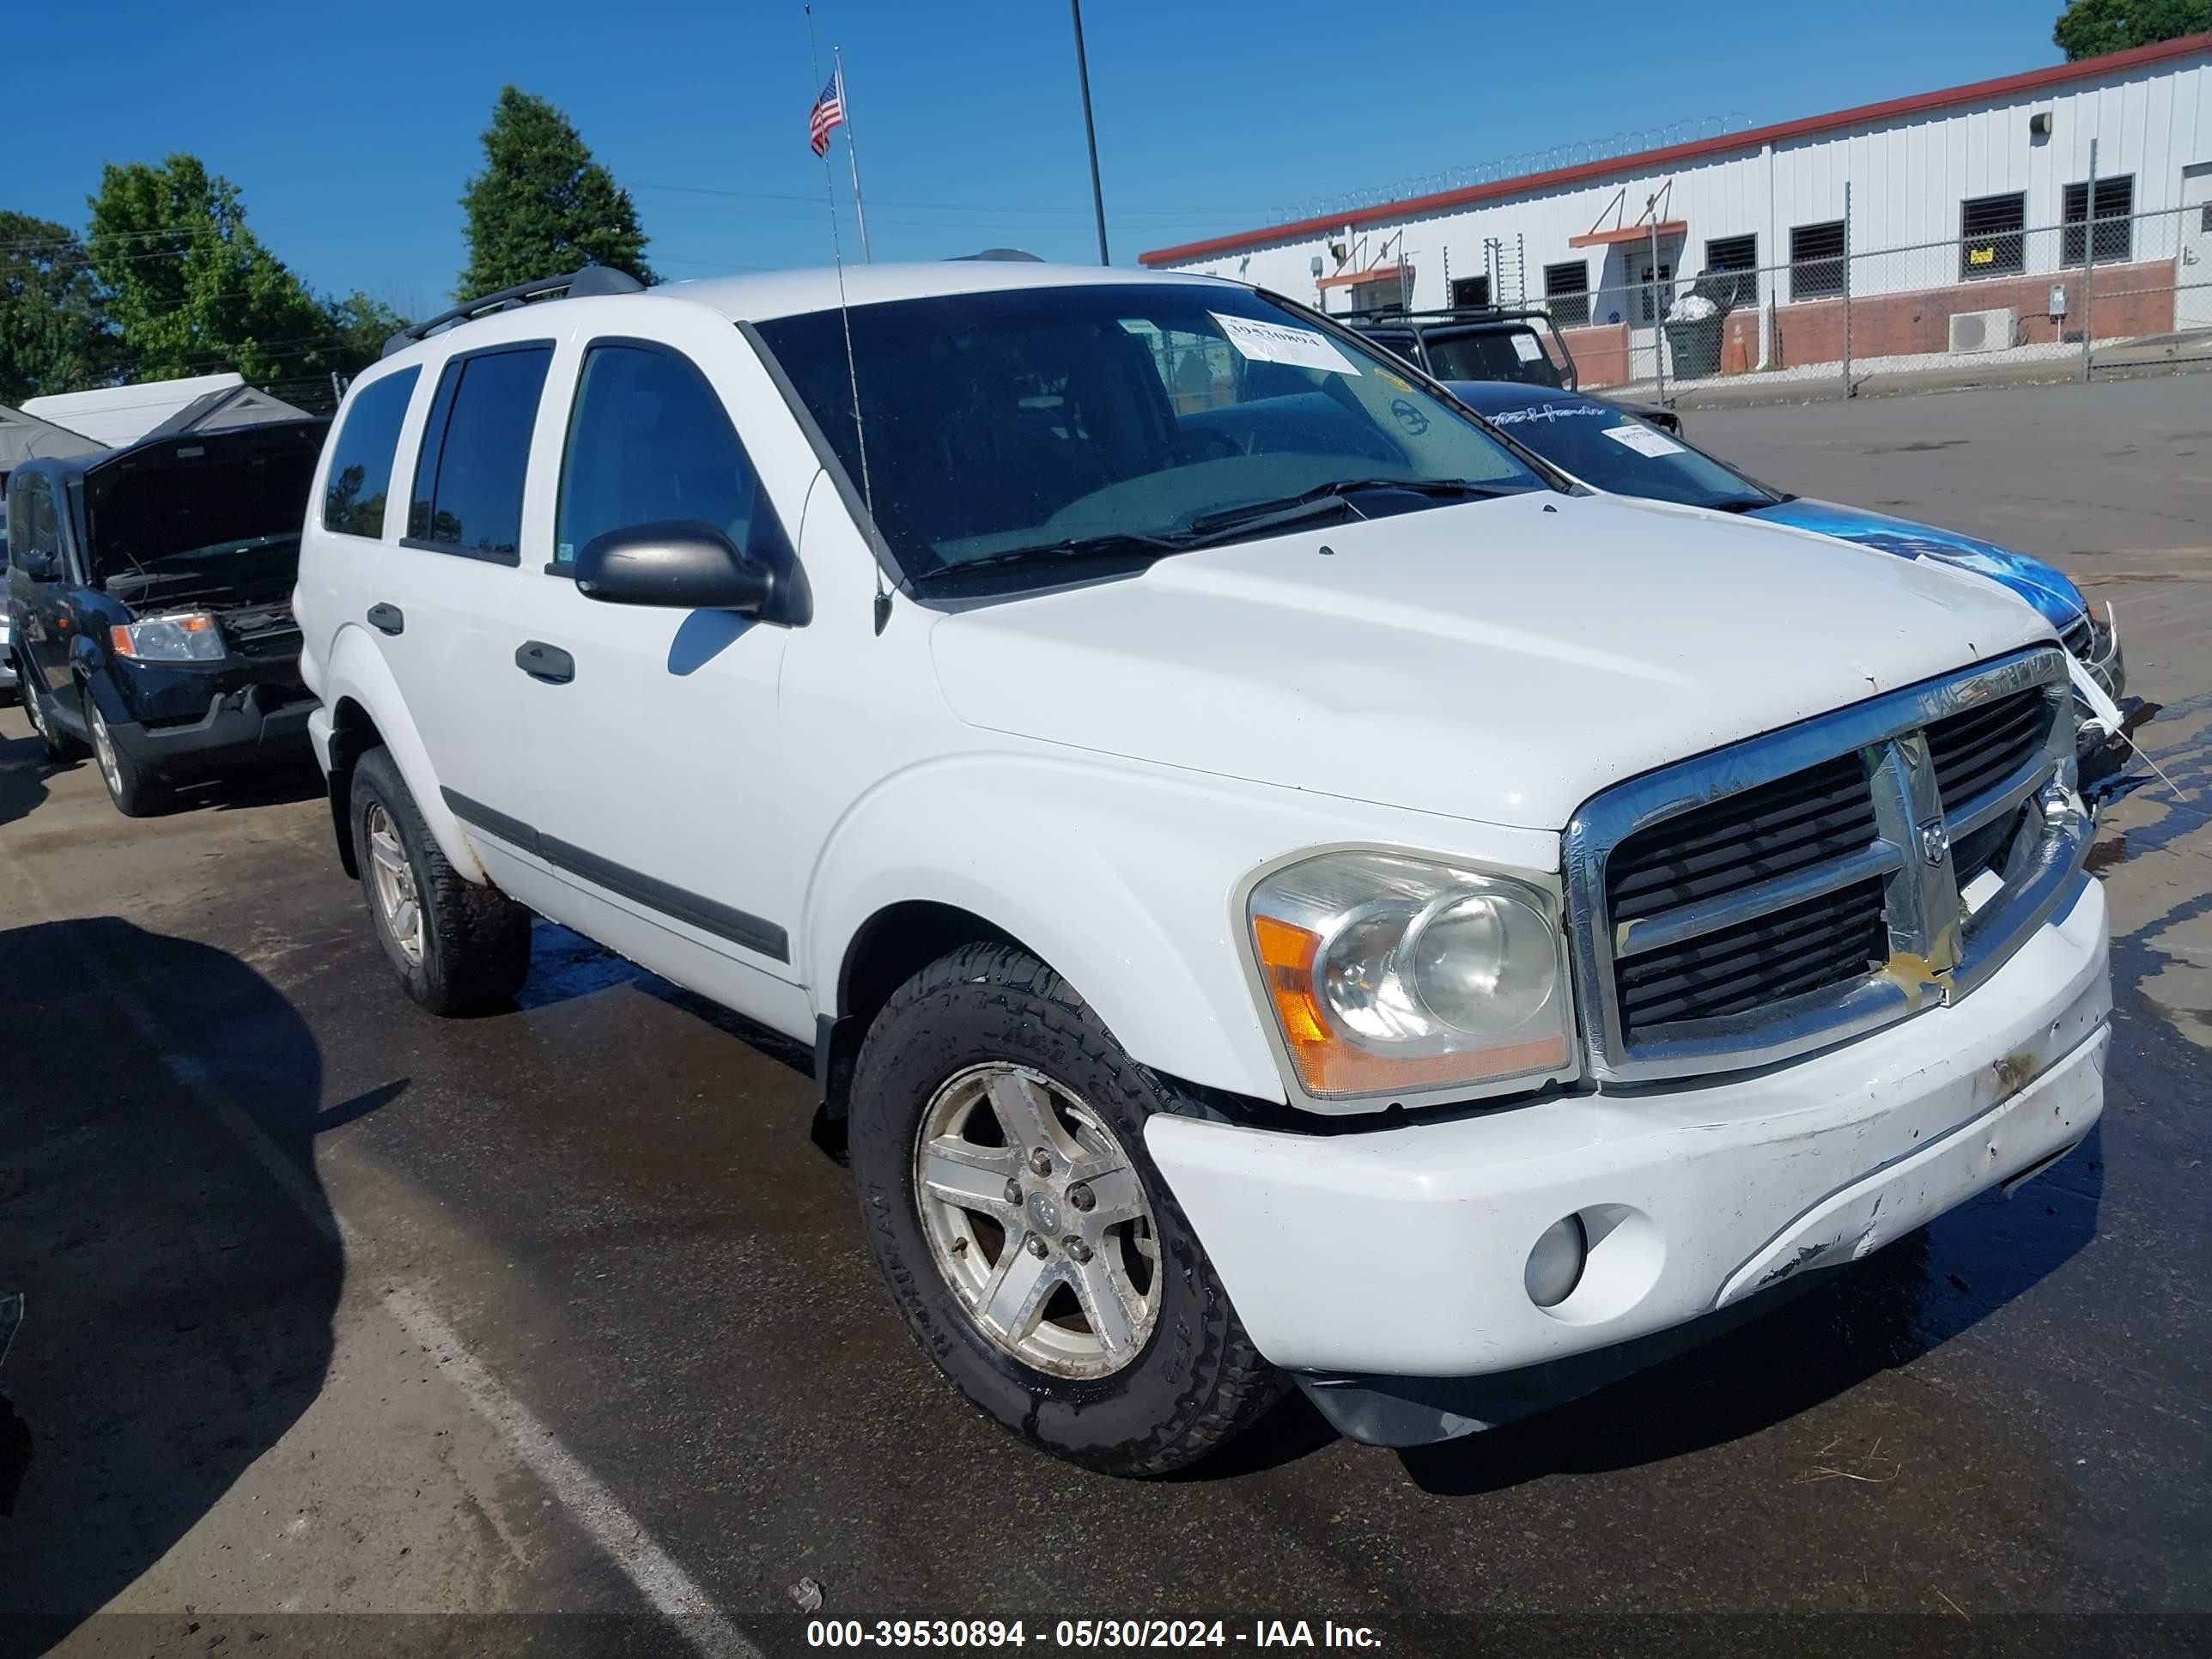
[1146,872,2109,1393]
[106,675,316,775]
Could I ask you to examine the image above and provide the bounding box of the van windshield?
[753,283,1547,587]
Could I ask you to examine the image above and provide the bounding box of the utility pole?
[1070,0,1109,264]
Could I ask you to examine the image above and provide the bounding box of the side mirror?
[573,520,775,615]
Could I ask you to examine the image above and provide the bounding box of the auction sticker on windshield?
[1212,313,1361,375]
[1510,333,1543,362]
[1601,423,1687,459]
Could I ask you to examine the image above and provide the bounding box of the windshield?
[1423,328,1565,387]
[85,424,324,580]
[754,283,1546,586]
[1477,399,1775,511]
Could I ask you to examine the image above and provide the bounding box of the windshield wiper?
[1709,496,1774,514]
[930,530,1194,580]
[1180,477,1510,541]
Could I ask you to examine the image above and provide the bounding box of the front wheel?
[848,942,1282,1476]
[19,660,82,763]
[85,689,173,817]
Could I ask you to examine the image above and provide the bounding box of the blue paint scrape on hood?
[1750,498,2086,631]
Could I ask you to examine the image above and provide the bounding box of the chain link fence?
[1519,201,2212,403]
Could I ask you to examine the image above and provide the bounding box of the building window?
[1960,191,2027,279]
[1543,260,1589,327]
[1705,234,1758,276]
[1789,221,1846,301]
[2063,174,2134,264]
[1449,275,1491,309]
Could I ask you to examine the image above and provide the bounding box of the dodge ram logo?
[1921,823,1951,867]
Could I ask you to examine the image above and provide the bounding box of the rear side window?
[553,342,784,568]
[322,368,420,538]
[407,344,553,562]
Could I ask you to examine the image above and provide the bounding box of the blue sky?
[14,0,2074,317]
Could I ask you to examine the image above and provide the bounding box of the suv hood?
[928,491,2055,832]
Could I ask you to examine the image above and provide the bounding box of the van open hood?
[85,421,325,592]
[928,490,2055,832]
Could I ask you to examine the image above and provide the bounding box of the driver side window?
[553,342,781,571]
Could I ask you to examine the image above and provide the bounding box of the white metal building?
[1141,33,2212,387]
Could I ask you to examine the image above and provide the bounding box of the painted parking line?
[0,843,759,1659]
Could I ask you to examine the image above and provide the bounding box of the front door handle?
[514,640,575,684]
[367,603,404,635]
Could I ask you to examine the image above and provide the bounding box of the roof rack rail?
[382,264,647,358]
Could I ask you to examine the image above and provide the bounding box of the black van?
[4,419,327,815]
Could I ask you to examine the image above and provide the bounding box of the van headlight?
[1244,850,1577,1102]
[109,612,225,662]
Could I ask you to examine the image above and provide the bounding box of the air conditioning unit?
[1948,307,2016,354]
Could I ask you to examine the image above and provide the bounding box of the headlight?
[110,612,225,662]
[1245,849,1576,1102]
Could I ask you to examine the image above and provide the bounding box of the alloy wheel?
[914,1061,1161,1379]
[365,804,425,967]
[88,702,124,800]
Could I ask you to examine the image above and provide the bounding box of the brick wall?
[1760,259,2174,368]
[1562,322,1631,387]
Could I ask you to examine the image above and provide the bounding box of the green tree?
[2053,0,2212,58]
[457,88,653,300]
[87,155,343,383]
[325,290,411,376]
[0,211,117,404]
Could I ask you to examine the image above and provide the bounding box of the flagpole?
[834,48,872,264]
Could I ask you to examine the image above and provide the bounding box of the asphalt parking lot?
[3,375,2209,1659]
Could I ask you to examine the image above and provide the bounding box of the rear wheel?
[85,690,173,817]
[848,942,1282,1476]
[349,746,531,1014]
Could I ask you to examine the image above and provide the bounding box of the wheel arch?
[805,763,1291,1119]
[318,625,488,884]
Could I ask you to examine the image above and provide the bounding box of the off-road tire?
[848,942,1285,1476]
[84,685,173,817]
[350,745,531,1015]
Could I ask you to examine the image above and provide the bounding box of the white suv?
[295,260,2112,1474]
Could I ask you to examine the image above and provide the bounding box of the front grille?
[1925,687,2053,808]
[1615,878,1888,1034]
[1565,650,2081,1082]
[2060,612,2094,657]
[1607,751,1875,917]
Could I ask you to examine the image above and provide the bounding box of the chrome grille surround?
[1565,648,2087,1085]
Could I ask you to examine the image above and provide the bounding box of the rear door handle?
[514,640,575,684]
[367,603,404,635]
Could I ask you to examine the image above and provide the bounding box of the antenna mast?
[806,6,889,634]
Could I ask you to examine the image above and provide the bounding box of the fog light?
[1524,1213,1588,1309]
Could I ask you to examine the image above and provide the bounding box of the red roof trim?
[1136,33,2212,268]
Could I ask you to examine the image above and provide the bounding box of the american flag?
[808,74,845,156]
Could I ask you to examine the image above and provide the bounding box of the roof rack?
[382,264,647,358]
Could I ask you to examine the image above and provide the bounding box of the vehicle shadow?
[0,915,348,1653]
[1392,1146,2103,1496]
[0,720,60,830]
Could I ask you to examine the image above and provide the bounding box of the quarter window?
[553,343,784,568]
[322,368,420,538]
[1543,261,1589,327]
[1960,192,2027,279]
[407,344,553,562]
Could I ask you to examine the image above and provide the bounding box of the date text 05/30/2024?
[805,1620,1383,1649]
